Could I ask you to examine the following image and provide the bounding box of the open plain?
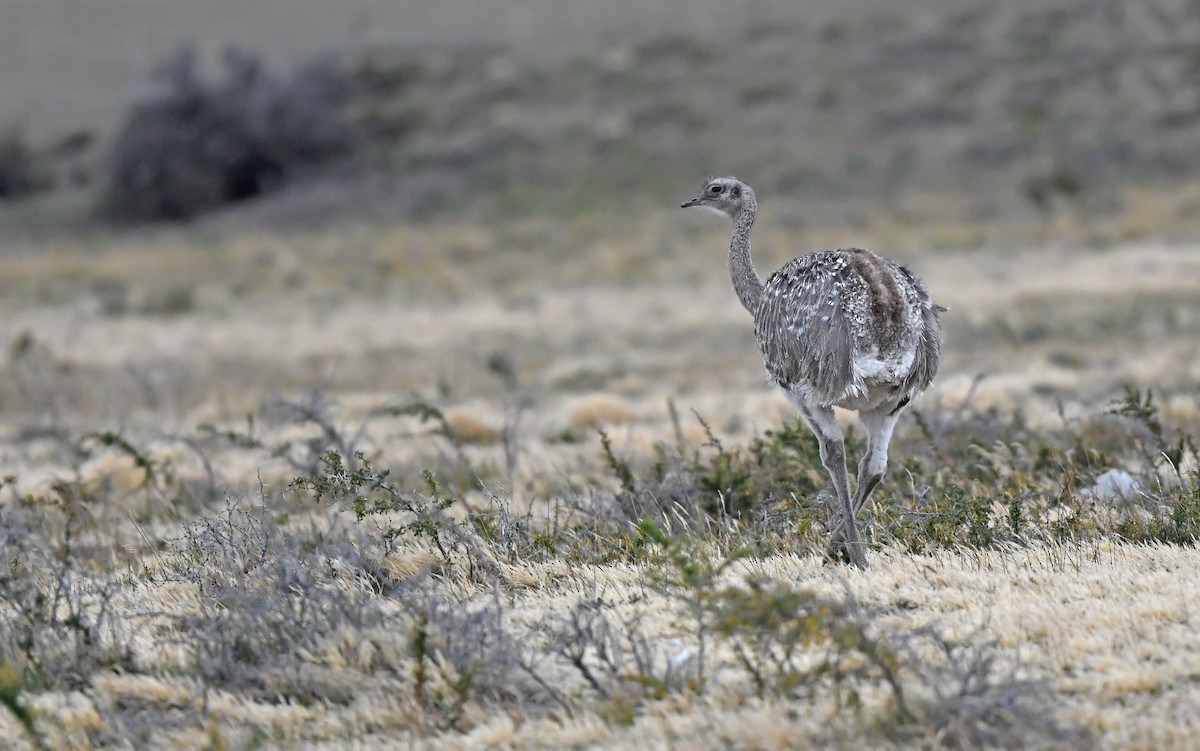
[2,1,1200,749]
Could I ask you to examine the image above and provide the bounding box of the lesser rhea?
[681,177,942,568]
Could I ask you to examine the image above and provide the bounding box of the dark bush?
[100,45,353,222]
[0,127,52,200]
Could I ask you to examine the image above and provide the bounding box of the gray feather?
[753,249,941,407]
[755,253,856,404]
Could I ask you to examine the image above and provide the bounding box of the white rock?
[1082,468,1140,502]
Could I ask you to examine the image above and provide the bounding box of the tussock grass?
[3,115,1199,748]
[568,395,635,430]
[7,6,1200,746]
[0,379,1196,748]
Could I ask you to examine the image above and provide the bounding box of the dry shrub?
[445,408,500,444]
[100,45,353,222]
[568,394,634,429]
[0,128,51,200]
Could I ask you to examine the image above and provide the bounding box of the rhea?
[681,177,942,568]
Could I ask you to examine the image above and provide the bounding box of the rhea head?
[679,176,756,218]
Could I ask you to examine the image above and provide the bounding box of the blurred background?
[7,0,1200,226]
[1,0,1199,468]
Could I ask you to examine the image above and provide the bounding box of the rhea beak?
[680,196,702,208]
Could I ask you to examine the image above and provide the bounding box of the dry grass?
[1,180,1199,747]
[1,482,1197,751]
[5,3,1200,746]
[444,408,501,445]
[568,395,635,430]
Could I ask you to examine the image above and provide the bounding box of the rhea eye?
[709,185,723,194]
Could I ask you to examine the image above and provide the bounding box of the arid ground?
[2,2,1200,749]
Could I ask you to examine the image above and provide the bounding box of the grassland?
[3,1,1200,749]
[1,193,1199,749]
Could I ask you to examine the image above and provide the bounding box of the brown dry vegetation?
[1,191,1198,749]
[2,1,1200,750]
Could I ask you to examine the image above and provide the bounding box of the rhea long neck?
[728,200,765,314]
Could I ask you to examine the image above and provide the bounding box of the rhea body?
[681,177,942,568]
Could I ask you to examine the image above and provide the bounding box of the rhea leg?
[830,406,901,552]
[788,394,868,569]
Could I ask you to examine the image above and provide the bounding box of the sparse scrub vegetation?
[1,326,1198,748]
[5,2,1200,748]
[7,377,1190,745]
[1,203,1199,749]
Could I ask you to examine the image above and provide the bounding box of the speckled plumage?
[755,247,941,409]
[681,177,943,569]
